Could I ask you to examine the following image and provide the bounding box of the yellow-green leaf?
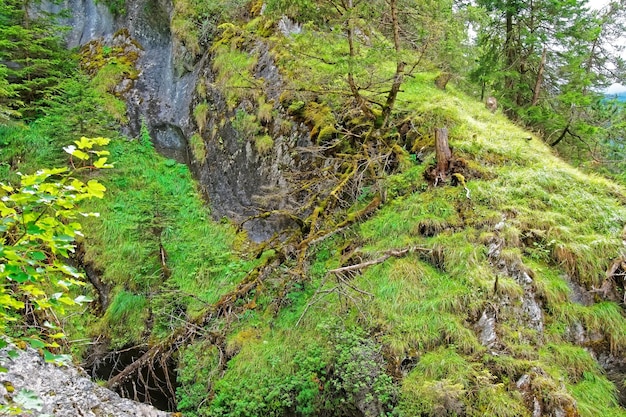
[86,180,106,198]
[93,157,113,169]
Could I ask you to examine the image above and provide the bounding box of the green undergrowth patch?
[212,41,259,110]
[199,319,395,417]
[0,123,68,182]
[399,346,529,417]
[569,372,626,417]
[80,136,253,347]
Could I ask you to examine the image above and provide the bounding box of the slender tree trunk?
[504,7,515,92]
[532,46,547,106]
[344,0,372,117]
[381,0,404,128]
[435,127,451,180]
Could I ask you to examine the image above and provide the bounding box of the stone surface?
[0,346,171,417]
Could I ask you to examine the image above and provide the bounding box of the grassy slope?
[4,8,625,416]
[174,19,626,413]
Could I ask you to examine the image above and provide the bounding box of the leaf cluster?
[0,137,111,347]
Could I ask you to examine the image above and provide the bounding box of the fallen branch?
[297,246,431,326]
[328,247,431,275]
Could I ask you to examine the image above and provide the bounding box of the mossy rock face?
[80,30,143,83]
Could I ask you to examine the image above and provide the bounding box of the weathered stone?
[0,346,171,417]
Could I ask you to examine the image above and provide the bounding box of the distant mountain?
[607,91,626,102]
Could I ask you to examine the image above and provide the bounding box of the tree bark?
[532,46,547,106]
[435,127,451,181]
[381,0,404,128]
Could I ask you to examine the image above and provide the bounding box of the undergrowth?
[80,134,255,347]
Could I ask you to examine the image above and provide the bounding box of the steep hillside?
[2,1,626,416]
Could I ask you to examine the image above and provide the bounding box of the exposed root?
[106,252,282,391]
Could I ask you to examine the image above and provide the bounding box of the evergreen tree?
[0,0,71,120]
[472,0,626,161]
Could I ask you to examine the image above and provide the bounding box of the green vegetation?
[0,136,111,350]
[3,0,626,416]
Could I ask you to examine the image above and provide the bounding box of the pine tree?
[0,0,71,120]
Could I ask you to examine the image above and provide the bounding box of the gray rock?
[0,346,171,417]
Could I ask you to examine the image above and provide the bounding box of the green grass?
[80,136,255,344]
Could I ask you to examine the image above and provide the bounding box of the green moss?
[302,102,336,142]
[189,133,207,161]
[193,102,210,133]
[255,134,274,154]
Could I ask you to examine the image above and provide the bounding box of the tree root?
[106,251,281,391]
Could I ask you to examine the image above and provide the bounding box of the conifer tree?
[0,0,71,119]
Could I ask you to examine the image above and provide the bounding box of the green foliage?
[212,43,259,110]
[171,0,249,60]
[193,102,210,133]
[254,134,273,155]
[189,133,207,161]
[79,133,249,346]
[208,321,396,417]
[177,340,222,417]
[99,0,125,16]
[0,0,74,119]
[231,109,261,140]
[102,290,148,346]
[39,72,117,142]
[0,137,110,346]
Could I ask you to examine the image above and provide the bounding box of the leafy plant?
[0,137,111,347]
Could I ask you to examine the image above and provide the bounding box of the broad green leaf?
[91,137,110,146]
[60,265,81,278]
[57,296,75,306]
[93,157,113,168]
[0,294,25,310]
[29,251,47,261]
[63,145,89,160]
[22,285,45,297]
[23,338,45,349]
[43,350,71,365]
[86,180,106,198]
[74,136,95,149]
[73,295,93,305]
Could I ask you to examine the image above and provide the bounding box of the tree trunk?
[532,46,547,106]
[435,127,451,180]
[381,0,404,128]
[345,0,372,118]
[504,8,515,92]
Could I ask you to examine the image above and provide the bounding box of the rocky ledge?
[0,346,171,417]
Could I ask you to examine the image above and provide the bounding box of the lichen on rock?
[0,346,171,417]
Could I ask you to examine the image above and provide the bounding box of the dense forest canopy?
[2,0,626,416]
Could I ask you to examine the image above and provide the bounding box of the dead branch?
[297,246,431,326]
[328,246,431,275]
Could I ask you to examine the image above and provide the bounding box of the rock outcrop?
[0,346,171,417]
